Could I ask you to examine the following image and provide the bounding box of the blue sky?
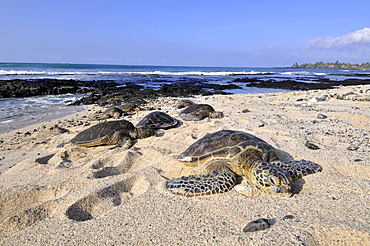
[1,0,369,67]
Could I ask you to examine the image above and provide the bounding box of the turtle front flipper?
[272,160,322,181]
[108,130,134,149]
[166,167,237,197]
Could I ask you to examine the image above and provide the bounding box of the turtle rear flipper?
[166,167,237,197]
[272,160,322,181]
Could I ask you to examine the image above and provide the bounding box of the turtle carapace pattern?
[135,111,180,129]
[166,130,322,196]
[71,120,154,148]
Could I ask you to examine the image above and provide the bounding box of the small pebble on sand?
[243,218,272,232]
[305,141,320,150]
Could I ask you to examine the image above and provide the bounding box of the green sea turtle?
[179,104,224,121]
[71,120,155,148]
[177,99,195,109]
[166,130,322,196]
[94,104,141,121]
[135,111,180,129]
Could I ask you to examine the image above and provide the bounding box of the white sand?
[0,85,369,245]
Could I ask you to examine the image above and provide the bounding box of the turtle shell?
[179,104,222,121]
[177,130,275,167]
[177,99,195,109]
[71,120,135,147]
[101,107,123,118]
[136,111,179,129]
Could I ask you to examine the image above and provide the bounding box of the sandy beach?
[0,85,369,245]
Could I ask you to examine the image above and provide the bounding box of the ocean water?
[1,63,369,133]
[0,94,87,134]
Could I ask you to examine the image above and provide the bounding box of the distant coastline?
[292,61,370,70]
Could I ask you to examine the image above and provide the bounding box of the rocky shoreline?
[0,79,237,106]
[235,77,370,90]
[1,77,370,107]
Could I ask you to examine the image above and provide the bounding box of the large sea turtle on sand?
[179,104,224,121]
[166,130,322,196]
[135,111,180,129]
[71,120,154,148]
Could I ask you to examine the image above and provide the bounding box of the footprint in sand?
[0,185,67,237]
[90,151,137,179]
[46,147,91,169]
[66,175,149,222]
[0,147,148,236]
[0,174,151,236]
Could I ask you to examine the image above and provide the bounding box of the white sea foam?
[280,71,327,76]
[281,71,311,75]
[98,70,276,76]
[0,70,338,77]
[0,94,86,112]
[23,94,85,106]
[0,70,47,75]
[0,69,276,77]
[0,119,14,124]
[0,70,92,76]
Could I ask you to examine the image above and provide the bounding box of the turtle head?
[134,127,156,139]
[253,162,291,194]
[210,111,224,119]
[112,111,122,118]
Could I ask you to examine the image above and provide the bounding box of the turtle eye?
[269,175,281,186]
[268,173,291,193]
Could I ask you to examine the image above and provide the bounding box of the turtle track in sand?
[91,151,136,179]
[66,174,150,222]
[0,147,151,237]
[0,172,152,236]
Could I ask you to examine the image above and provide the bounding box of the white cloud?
[307,27,370,49]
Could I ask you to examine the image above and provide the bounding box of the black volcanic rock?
[206,83,242,90]
[0,79,120,98]
[245,80,331,90]
[4,76,369,108]
[0,79,232,106]
[236,77,370,90]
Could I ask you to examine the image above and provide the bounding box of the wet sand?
[0,85,369,245]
